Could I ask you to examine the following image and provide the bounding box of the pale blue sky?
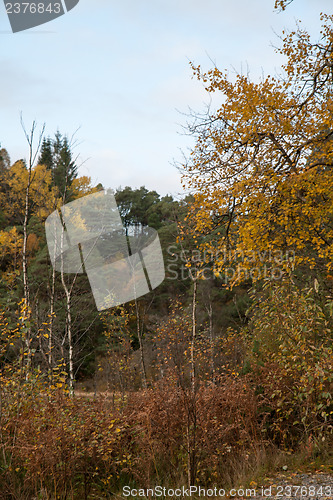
[0,0,331,196]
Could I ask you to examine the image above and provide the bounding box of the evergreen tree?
[38,131,78,201]
[115,186,160,233]
[0,147,10,172]
[38,138,53,170]
[53,133,78,201]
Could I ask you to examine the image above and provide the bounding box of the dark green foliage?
[115,185,160,232]
[38,137,53,170]
[0,147,10,172]
[39,131,78,201]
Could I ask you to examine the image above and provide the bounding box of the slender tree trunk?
[135,300,147,389]
[186,277,198,487]
[58,170,78,397]
[48,207,59,378]
[186,424,191,488]
[207,301,215,384]
[49,265,56,372]
[60,270,76,396]
[21,119,45,376]
[190,279,197,395]
[67,291,74,395]
[186,406,197,487]
[60,243,76,396]
[22,163,32,371]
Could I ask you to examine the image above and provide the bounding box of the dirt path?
[252,471,332,500]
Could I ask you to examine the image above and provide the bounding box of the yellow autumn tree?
[71,175,100,199]
[182,14,333,285]
[5,161,59,223]
[0,227,23,284]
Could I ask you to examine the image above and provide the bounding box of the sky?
[0,0,331,197]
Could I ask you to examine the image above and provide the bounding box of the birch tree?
[20,118,45,373]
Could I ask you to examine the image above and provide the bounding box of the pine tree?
[38,132,78,202]
[38,138,53,171]
[53,134,78,201]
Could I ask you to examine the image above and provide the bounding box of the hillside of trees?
[0,5,332,499]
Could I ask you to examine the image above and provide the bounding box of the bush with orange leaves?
[124,374,263,487]
[0,371,265,498]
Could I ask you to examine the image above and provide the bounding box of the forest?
[0,2,332,499]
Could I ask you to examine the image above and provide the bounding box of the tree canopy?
[183,14,333,285]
